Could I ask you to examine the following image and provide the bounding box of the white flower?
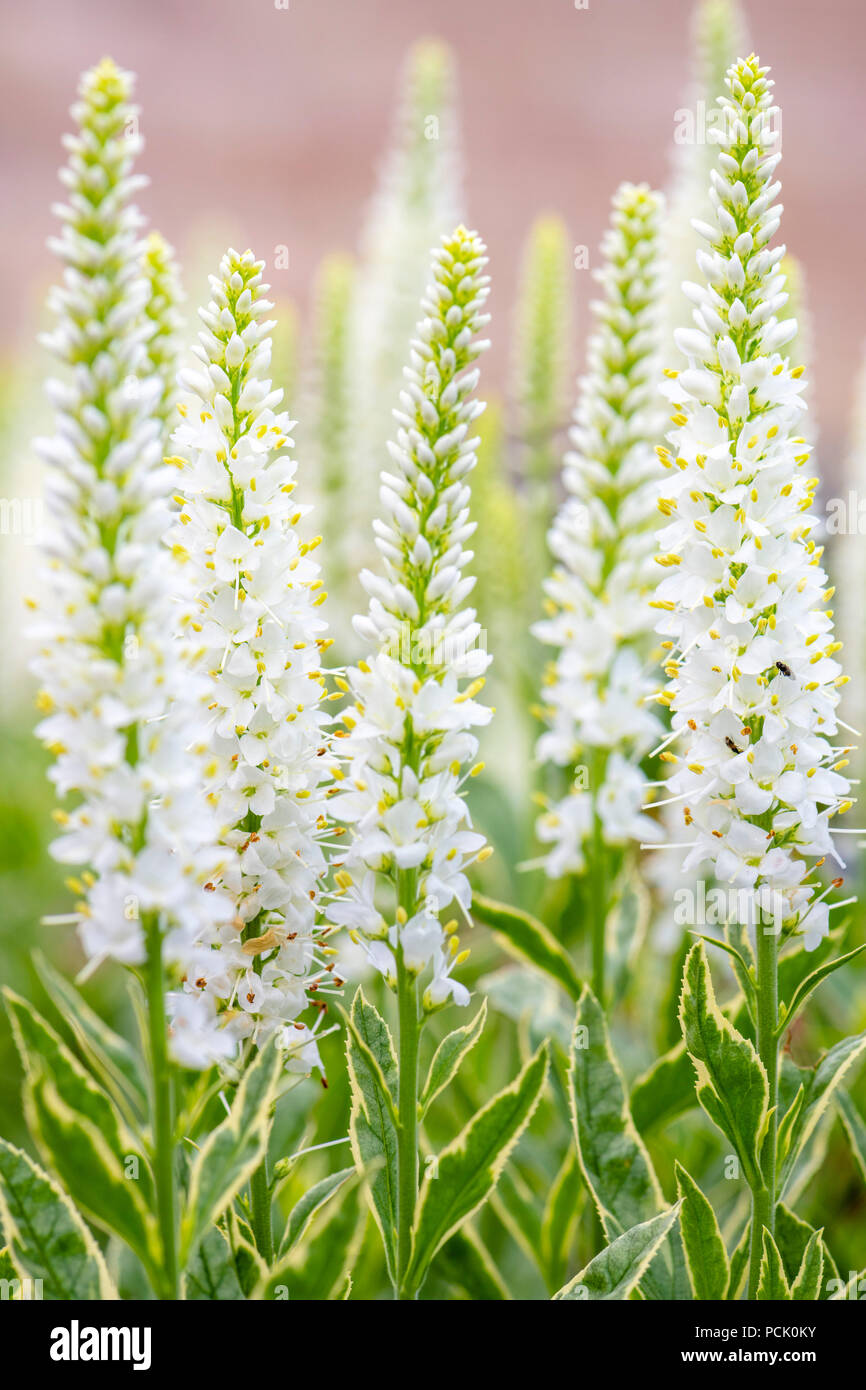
[31,58,233,1063]
[330,226,492,1010]
[652,55,852,950]
[167,248,335,1063]
[533,183,666,877]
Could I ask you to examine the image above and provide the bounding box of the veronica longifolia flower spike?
[330,226,492,1012]
[654,55,853,951]
[31,58,231,1066]
[534,184,666,880]
[168,249,335,1073]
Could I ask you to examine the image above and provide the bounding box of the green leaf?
[779,1031,866,1191]
[431,1223,511,1301]
[630,1041,696,1134]
[540,1148,584,1291]
[757,1229,791,1300]
[692,931,755,1008]
[225,1209,266,1297]
[569,986,664,1231]
[774,1203,839,1299]
[25,1076,158,1277]
[675,1162,729,1300]
[777,945,866,1037]
[278,1166,355,1257]
[33,952,146,1123]
[776,1085,805,1171]
[553,1205,681,1301]
[0,1138,116,1300]
[406,1043,549,1295]
[836,1088,866,1184]
[791,1230,824,1301]
[255,1180,361,1300]
[5,990,147,1198]
[570,986,686,1300]
[420,1000,487,1116]
[727,1224,750,1300]
[471,893,581,1002]
[182,1038,281,1262]
[183,1225,245,1300]
[679,942,768,1187]
[346,987,399,1281]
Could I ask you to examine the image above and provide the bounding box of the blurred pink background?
[1,0,863,476]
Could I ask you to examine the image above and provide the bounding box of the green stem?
[144,913,178,1300]
[395,872,421,1301]
[250,1158,274,1265]
[747,918,779,1298]
[589,757,607,1003]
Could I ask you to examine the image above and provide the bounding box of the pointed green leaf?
[790,1230,824,1301]
[420,1000,486,1115]
[33,952,146,1122]
[553,1206,681,1301]
[675,1162,729,1300]
[570,986,664,1230]
[778,945,866,1037]
[540,1148,584,1291]
[727,1224,750,1300]
[471,893,581,1001]
[679,942,768,1187]
[406,1043,549,1295]
[256,1179,361,1300]
[570,986,687,1300]
[774,1203,839,1299]
[0,1138,116,1300]
[182,1038,281,1261]
[346,987,398,1280]
[27,1076,157,1275]
[757,1229,791,1300]
[779,1031,866,1190]
[5,990,147,1195]
[278,1165,355,1257]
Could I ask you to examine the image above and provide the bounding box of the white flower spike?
[168,248,336,1068]
[653,54,853,952]
[534,183,667,880]
[31,57,231,1064]
[330,225,492,1012]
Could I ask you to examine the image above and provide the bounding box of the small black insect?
[776,660,793,677]
[725,736,742,755]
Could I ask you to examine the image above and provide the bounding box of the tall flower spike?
[533,184,666,881]
[653,55,852,951]
[31,58,231,1064]
[168,248,335,1071]
[330,226,492,1012]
